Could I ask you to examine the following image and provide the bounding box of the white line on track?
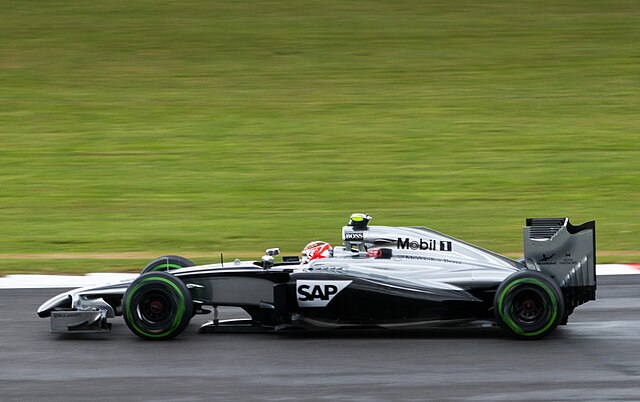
[597,264,640,276]
[0,264,638,289]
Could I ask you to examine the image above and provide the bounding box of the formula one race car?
[37,214,596,340]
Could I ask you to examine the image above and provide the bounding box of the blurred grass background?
[1,0,638,274]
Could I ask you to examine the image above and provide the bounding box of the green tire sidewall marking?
[149,263,183,271]
[124,276,186,338]
[498,277,558,337]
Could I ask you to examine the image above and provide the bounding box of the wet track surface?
[1,276,639,401]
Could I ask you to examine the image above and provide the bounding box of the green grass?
[1,1,638,274]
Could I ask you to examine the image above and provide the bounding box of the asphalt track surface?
[1,276,639,401]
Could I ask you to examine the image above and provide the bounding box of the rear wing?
[523,218,596,308]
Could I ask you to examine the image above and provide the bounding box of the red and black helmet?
[301,241,333,264]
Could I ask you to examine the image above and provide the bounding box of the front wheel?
[494,271,565,340]
[123,271,193,340]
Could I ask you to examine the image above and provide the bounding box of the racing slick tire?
[123,271,193,340]
[494,270,565,340]
[141,255,195,274]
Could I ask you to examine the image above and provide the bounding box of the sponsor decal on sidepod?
[296,280,352,307]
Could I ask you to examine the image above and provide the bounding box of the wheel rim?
[139,292,172,323]
[510,288,546,326]
[134,288,176,328]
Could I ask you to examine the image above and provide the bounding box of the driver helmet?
[301,241,333,264]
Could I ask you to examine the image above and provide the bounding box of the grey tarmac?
[1,275,639,401]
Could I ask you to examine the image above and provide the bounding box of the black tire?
[123,271,193,340]
[494,270,565,340]
[141,255,195,274]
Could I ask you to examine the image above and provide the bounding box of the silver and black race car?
[37,213,596,340]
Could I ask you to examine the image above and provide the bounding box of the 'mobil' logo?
[397,238,452,252]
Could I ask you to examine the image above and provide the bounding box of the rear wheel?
[494,271,564,340]
[142,255,194,274]
[123,271,193,340]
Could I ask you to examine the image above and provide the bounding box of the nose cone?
[37,292,71,317]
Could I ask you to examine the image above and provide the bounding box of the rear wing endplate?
[524,218,596,307]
